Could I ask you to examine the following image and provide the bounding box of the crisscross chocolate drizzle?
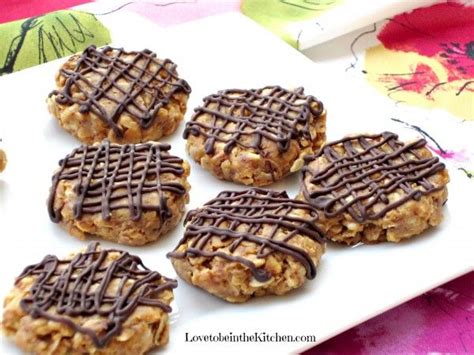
[50,45,191,138]
[167,188,325,282]
[183,86,324,154]
[301,132,446,222]
[48,140,186,222]
[17,243,177,348]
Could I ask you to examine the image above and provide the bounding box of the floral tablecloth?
[0,1,472,353]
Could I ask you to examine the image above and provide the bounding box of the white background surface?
[0,13,472,355]
[289,0,441,49]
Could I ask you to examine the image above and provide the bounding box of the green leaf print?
[241,0,343,47]
[0,10,111,76]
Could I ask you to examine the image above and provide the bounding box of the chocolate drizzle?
[16,243,177,348]
[167,189,325,282]
[301,132,446,222]
[49,45,191,138]
[183,86,324,154]
[48,140,186,223]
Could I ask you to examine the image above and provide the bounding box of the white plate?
[0,13,472,355]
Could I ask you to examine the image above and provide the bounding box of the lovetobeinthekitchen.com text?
[185,332,316,343]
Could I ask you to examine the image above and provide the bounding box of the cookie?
[167,188,326,303]
[2,243,177,355]
[299,132,449,244]
[183,86,326,186]
[48,45,191,144]
[48,140,190,246]
[0,149,6,172]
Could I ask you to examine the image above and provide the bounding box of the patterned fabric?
[304,272,474,354]
[0,0,92,23]
[0,10,110,76]
[351,2,474,179]
[364,2,474,120]
[241,0,343,47]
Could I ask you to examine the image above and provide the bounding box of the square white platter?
[0,12,472,355]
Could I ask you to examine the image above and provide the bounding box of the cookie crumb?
[0,149,6,172]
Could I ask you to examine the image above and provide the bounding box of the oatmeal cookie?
[0,149,6,172]
[2,242,177,355]
[299,132,449,245]
[48,45,191,144]
[183,86,326,186]
[167,188,326,303]
[48,140,191,246]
